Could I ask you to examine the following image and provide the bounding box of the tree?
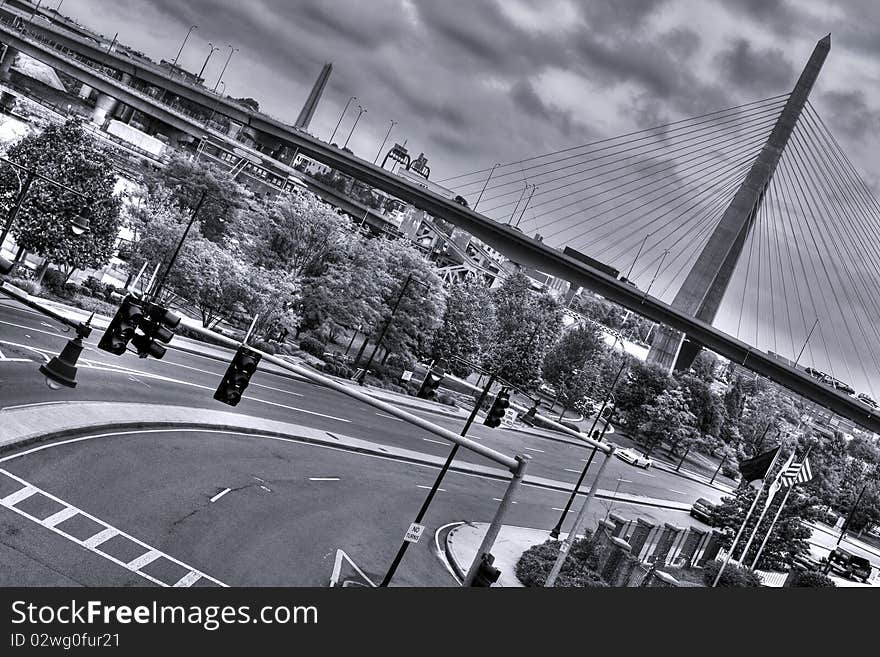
[691,351,718,383]
[430,279,496,377]
[614,360,670,430]
[0,119,121,282]
[636,388,697,456]
[676,373,724,441]
[541,325,605,419]
[142,152,247,241]
[484,272,563,389]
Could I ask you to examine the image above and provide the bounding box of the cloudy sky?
[54,0,880,394]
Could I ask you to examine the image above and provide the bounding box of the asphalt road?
[0,427,709,587]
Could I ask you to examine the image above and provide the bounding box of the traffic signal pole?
[380,374,496,586]
[151,189,207,298]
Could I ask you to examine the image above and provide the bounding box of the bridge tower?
[647,34,831,373]
[294,61,332,131]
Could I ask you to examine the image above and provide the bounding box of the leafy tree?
[0,119,121,282]
[636,387,697,456]
[541,325,605,419]
[484,272,563,389]
[232,191,352,279]
[142,152,247,241]
[614,360,670,429]
[691,351,718,383]
[430,279,496,377]
[676,373,724,439]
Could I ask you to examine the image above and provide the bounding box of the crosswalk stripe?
[1,486,37,507]
[42,506,79,528]
[173,571,202,588]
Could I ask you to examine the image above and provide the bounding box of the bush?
[789,570,835,588]
[434,392,458,407]
[251,340,278,355]
[515,536,605,587]
[69,295,117,317]
[299,336,327,358]
[701,560,762,587]
[3,276,41,296]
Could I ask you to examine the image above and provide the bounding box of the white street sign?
[404,522,425,543]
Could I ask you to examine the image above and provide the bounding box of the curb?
[443,523,467,582]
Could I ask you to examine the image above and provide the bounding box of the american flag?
[780,457,813,488]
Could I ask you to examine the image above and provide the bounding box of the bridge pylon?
[647,34,831,373]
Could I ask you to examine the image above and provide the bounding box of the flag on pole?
[762,451,795,513]
[780,457,813,488]
[738,447,780,489]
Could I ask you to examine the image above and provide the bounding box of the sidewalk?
[0,401,693,512]
[445,523,552,586]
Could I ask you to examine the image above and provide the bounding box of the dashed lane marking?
[209,488,231,503]
[309,477,340,482]
[564,468,581,474]
[551,507,574,513]
[524,447,545,453]
[492,498,517,504]
[0,468,225,587]
[422,438,448,446]
[417,485,446,492]
[376,413,405,422]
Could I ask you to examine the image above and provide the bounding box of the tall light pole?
[343,105,366,149]
[508,183,529,225]
[329,95,356,143]
[212,44,238,92]
[197,42,220,82]
[515,184,537,227]
[171,25,198,71]
[473,163,500,211]
[373,119,397,164]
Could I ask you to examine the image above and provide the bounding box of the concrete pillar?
[91,93,119,126]
[648,522,682,568]
[78,83,93,100]
[628,518,656,561]
[608,513,628,539]
[698,530,724,566]
[678,527,707,567]
[0,45,18,81]
[613,555,641,587]
[114,103,134,124]
[588,519,616,559]
[599,537,631,584]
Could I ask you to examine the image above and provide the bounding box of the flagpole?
[751,486,793,570]
[712,449,781,587]
[740,451,793,564]
[750,446,811,570]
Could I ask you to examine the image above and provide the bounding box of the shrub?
[3,276,41,296]
[434,392,458,407]
[701,560,762,587]
[251,340,278,355]
[299,336,327,358]
[516,536,605,587]
[789,570,835,588]
[69,295,117,317]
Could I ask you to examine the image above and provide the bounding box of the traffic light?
[214,345,262,406]
[131,301,180,359]
[97,295,144,355]
[470,553,500,587]
[483,387,510,427]
[417,367,444,399]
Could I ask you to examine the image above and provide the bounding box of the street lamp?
[343,105,366,150]
[473,163,500,211]
[197,42,220,82]
[515,184,538,227]
[171,25,198,71]
[508,183,530,225]
[212,45,238,92]
[329,96,356,143]
[373,119,397,164]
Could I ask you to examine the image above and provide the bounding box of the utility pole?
[151,190,207,298]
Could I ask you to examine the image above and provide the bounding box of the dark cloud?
[821,90,880,140]
[714,38,796,95]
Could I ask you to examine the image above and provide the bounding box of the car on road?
[689,498,717,525]
[855,393,878,409]
[824,548,872,583]
[614,448,652,469]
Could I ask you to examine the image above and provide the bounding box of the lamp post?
[508,183,530,225]
[373,119,397,164]
[151,189,207,298]
[343,105,366,150]
[356,273,428,386]
[171,25,198,71]
[549,358,627,539]
[473,163,500,211]
[212,45,238,92]
[197,42,220,82]
[515,184,537,227]
[836,478,872,547]
[329,96,356,143]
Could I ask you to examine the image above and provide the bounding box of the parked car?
[855,393,878,409]
[825,548,872,583]
[614,448,652,469]
[689,498,716,525]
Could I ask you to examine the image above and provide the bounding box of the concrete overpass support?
[0,45,19,81]
[91,92,119,126]
[78,82,93,99]
[647,34,831,373]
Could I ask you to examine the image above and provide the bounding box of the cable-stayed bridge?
[0,20,878,433]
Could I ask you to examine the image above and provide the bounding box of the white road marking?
[422,438,448,446]
[418,485,446,492]
[376,412,405,422]
[126,550,162,571]
[173,571,202,588]
[552,507,574,513]
[0,339,52,361]
[434,522,464,585]
[524,447,544,453]
[309,477,340,482]
[40,322,54,329]
[41,506,79,528]
[564,468,581,474]
[492,498,517,504]
[209,488,231,503]
[669,489,687,495]
[1,485,37,506]
[259,485,272,492]
[0,468,226,587]
[636,471,656,478]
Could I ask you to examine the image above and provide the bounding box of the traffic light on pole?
[417,367,444,399]
[97,295,144,355]
[483,387,510,427]
[131,301,180,359]
[214,345,262,406]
